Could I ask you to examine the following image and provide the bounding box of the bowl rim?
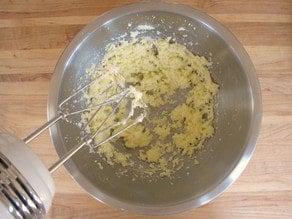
[48,1,262,215]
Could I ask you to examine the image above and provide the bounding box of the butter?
[82,38,218,178]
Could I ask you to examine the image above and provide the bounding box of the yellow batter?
[82,38,218,178]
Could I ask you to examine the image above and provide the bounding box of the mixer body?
[0,133,55,219]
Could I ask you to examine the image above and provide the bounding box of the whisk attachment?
[49,85,146,173]
[23,69,147,173]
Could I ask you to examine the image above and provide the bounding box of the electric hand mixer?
[0,70,146,219]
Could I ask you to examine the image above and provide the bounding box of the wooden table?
[0,0,291,218]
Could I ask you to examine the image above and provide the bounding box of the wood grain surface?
[0,0,291,218]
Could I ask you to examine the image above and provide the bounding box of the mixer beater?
[0,70,146,218]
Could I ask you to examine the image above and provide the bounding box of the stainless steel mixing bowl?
[48,1,262,215]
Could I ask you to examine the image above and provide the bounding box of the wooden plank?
[0,49,62,75]
[0,0,291,18]
[0,25,83,50]
[0,14,291,28]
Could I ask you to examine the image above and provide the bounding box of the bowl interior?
[48,3,260,214]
